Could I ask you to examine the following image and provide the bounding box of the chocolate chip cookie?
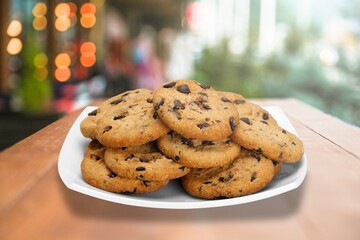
[81,141,169,193]
[181,149,275,199]
[156,131,241,168]
[104,142,190,181]
[153,80,239,140]
[94,90,170,147]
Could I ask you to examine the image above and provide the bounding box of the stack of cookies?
[80,80,304,199]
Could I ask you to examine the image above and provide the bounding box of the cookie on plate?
[104,142,190,181]
[156,131,241,168]
[181,149,275,199]
[80,89,152,139]
[231,114,304,163]
[153,80,239,141]
[94,90,170,147]
[81,141,169,193]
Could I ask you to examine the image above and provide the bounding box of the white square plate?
[58,106,307,209]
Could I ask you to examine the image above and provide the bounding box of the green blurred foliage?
[192,38,360,127]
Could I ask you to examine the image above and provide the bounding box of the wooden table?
[0,98,359,240]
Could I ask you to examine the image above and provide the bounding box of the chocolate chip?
[221,97,231,103]
[153,111,158,119]
[177,84,190,94]
[272,160,279,166]
[253,155,261,162]
[90,154,101,161]
[136,166,146,171]
[121,147,127,150]
[110,99,123,105]
[260,120,268,125]
[103,126,112,133]
[163,81,176,88]
[202,140,215,146]
[240,117,251,125]
[202,104,211,110]
[203,181,212,184]
[143,180,151,187]
[250,172,257,182]
[88,109,98,116]
[173,99,185,110]
[146,98,153,103]
[282,129,287,134]
[125,154,134,161]
[199,83,211,89]
[229,117,236,131]
[139,157,150,163]
[292,141,296,145]
[108,172,117,178]
[138,174,144,179]
[114,111,128,120]
[218,177,225,182]
[197,122,210,129]
[263,113,269,120]
[234,99,246,104]
[181,137,194,147]
[154,98,165,110]
[174,155,180,161]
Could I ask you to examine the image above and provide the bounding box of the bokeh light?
[55,67,71,82]
[55,3,70,18]
[7,20,22,37]
[34,53,48,68]
[80,14,96,28]
[80,55,96,67]
[7,38,23,55]
[55,53,71,68]
[55,17,71,32]
[80,3,96,15]
[33,16,47,31]
[32,2,47,17]
[80,41,96,55]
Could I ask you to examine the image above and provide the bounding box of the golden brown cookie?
[156,131,241,168]
[81,141,169,193]
[181,149,275,199]
[104,142,190,181]
[153,80,239,141]
[94,90,170,147]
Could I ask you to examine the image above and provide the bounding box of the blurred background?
[0,0,359,150]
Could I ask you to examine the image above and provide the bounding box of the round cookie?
[181,149,275,199]
[156,131,241,168]
[153,80,239,141]
[231,114,304,163]
[219,91,277,124]
[80,89,152,139]
[95,90,170,147]
[81,141,169,193]
[104,142,191,181]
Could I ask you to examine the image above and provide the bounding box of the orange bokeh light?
[55,17,71,32]
[32,2,47,17]
[80,54,96,67]
[7,20,22,37]
[55,67,71,82]
[80,3,96,15]
[55,3,70,18]
[80,14,96,28]
[7,38,22,55]
[80,41,96,55]
[33,16,47,31]
[55,53,71,68]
